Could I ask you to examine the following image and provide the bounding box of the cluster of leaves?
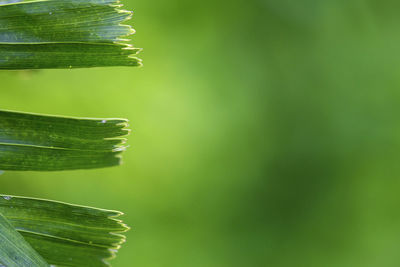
[0,0,140,266]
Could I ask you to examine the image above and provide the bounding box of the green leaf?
[0,211,49,267]
[0,195,129,266]
[0,0,141,69]
[0,109,130,171]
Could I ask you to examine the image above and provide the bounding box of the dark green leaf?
[0,109,130,171]
[0,211,49,267]
[0,195,129,267]
[0,0,141,69]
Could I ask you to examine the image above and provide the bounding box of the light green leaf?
[0,109,130,171]
[0,211,49,267]
[0,195,129,267]
[0,0,141,69]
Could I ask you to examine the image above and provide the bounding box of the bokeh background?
[3,0,400,266]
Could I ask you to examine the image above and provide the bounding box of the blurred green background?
[3,0,400,266]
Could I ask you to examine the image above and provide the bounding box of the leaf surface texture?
[0,0,140,69]
[0,195,128,266]
[0,109,129,171]
[0,211,48,267]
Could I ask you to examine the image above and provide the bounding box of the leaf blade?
[0,0,141,69]
[0,211,49,267]
[0,109,130,171]
[0,195,129,267]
